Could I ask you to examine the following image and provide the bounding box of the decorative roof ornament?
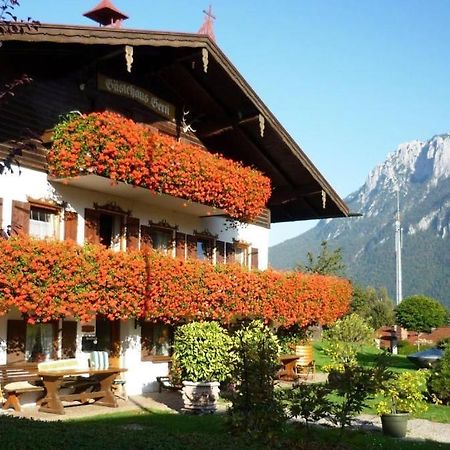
[198,5,216,41]
[83,0,128,28]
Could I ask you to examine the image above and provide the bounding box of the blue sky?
[16,1,450,245]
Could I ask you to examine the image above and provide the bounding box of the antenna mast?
[395,188,403,306]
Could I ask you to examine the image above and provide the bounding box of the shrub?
[322,340,358,372]
[397,340,433,355]
[395,295,448,333]
[171,321,233,383]
[437,337,450,350]
[276,325,310,354]
[281,383,332,427]
[228,320,284,440]
[428,343,450,405]
[376,370,429,415]
[327,356,390,428]
[351,285,395,329]
[324,313,374,345]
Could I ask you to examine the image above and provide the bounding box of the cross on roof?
[198,5,216,42]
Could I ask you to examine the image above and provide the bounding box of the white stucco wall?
[0,165,271,394]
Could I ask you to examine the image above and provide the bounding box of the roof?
[0,24,350,223]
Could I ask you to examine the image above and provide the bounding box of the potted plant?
[171,321,234,413]
[375,370,429,438]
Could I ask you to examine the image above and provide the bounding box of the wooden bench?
[0,364,45,412]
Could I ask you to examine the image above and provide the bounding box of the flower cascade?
[48,111,152,186]
[0,237,351,325]
[48,111,271,222]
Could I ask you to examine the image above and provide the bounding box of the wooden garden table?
[38,367,127,415]
[278,354,300,381]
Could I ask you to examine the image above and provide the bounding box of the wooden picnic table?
[38,367,127,415]
[278,354,300,381]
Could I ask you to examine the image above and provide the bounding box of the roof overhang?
[1,24,350,223]
[49,174,226,218]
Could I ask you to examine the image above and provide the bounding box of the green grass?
[0,409,449,450]
[313,341,417,372]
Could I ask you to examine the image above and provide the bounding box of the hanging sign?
[97,74,175,121]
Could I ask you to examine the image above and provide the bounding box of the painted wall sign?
[97,74,175,120]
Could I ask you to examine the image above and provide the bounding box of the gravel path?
[355,414,450,445]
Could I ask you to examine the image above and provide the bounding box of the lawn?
[313,341,450,423]
[313,341,417,373]
[0,409,449,450]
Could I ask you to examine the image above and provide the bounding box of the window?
[25,323,55,362]
[81,317,120,357]
[85,208,124,250]
[29,206,57,239]
[99,213,114,247]
[234,244,249,267]
[141,322,173,360]
[150,228,173,255]
[196,238,213,261]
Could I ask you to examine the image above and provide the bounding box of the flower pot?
[181,381,220,413]
[381,413,409,438]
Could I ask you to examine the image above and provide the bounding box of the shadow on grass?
[0,410,449,450]
[357,351,416,371]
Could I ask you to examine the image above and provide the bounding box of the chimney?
[83,0,128,28]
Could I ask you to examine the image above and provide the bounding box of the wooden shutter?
[62,321,77,359]
[126,217,140,250]
[11,200,30,236]
[84,208,100,245]
[216,240,225,264]
[141,321,153,361]
[226,242,235,264]
[175,232,186,259]
[251,248,259,269]
[64,211,78,242]
[6,319,27,363]
[140,225,152,250]
[187,235,197,259]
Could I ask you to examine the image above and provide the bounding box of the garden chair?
[294,345,315,380]
[90,351,127,401]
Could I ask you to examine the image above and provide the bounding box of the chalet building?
[0,6,349,396]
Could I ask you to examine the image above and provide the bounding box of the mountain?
[269,134,450,309]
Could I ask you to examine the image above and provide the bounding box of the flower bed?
[0,237,351,326]
[48,111,271,222]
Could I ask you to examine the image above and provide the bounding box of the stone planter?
[381,413,409,438]
[181,381,220,413]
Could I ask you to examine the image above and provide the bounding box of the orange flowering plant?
[0,236,351,325]
[49,111,152,186]
[48,111,271,222]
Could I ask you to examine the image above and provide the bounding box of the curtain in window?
[25,324,54,362]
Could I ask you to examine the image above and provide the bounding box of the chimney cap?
[84,0,128,26]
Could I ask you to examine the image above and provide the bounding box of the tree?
[395,295,449,333]
[351,285,395,329]
[1,1,39,35]
[296,240,346,276]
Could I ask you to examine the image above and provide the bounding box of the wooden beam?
[269,184,323,205]
[198,114,260,139]
[168,63,291,186]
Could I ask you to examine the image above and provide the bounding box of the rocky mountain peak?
[269,132,450,308]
